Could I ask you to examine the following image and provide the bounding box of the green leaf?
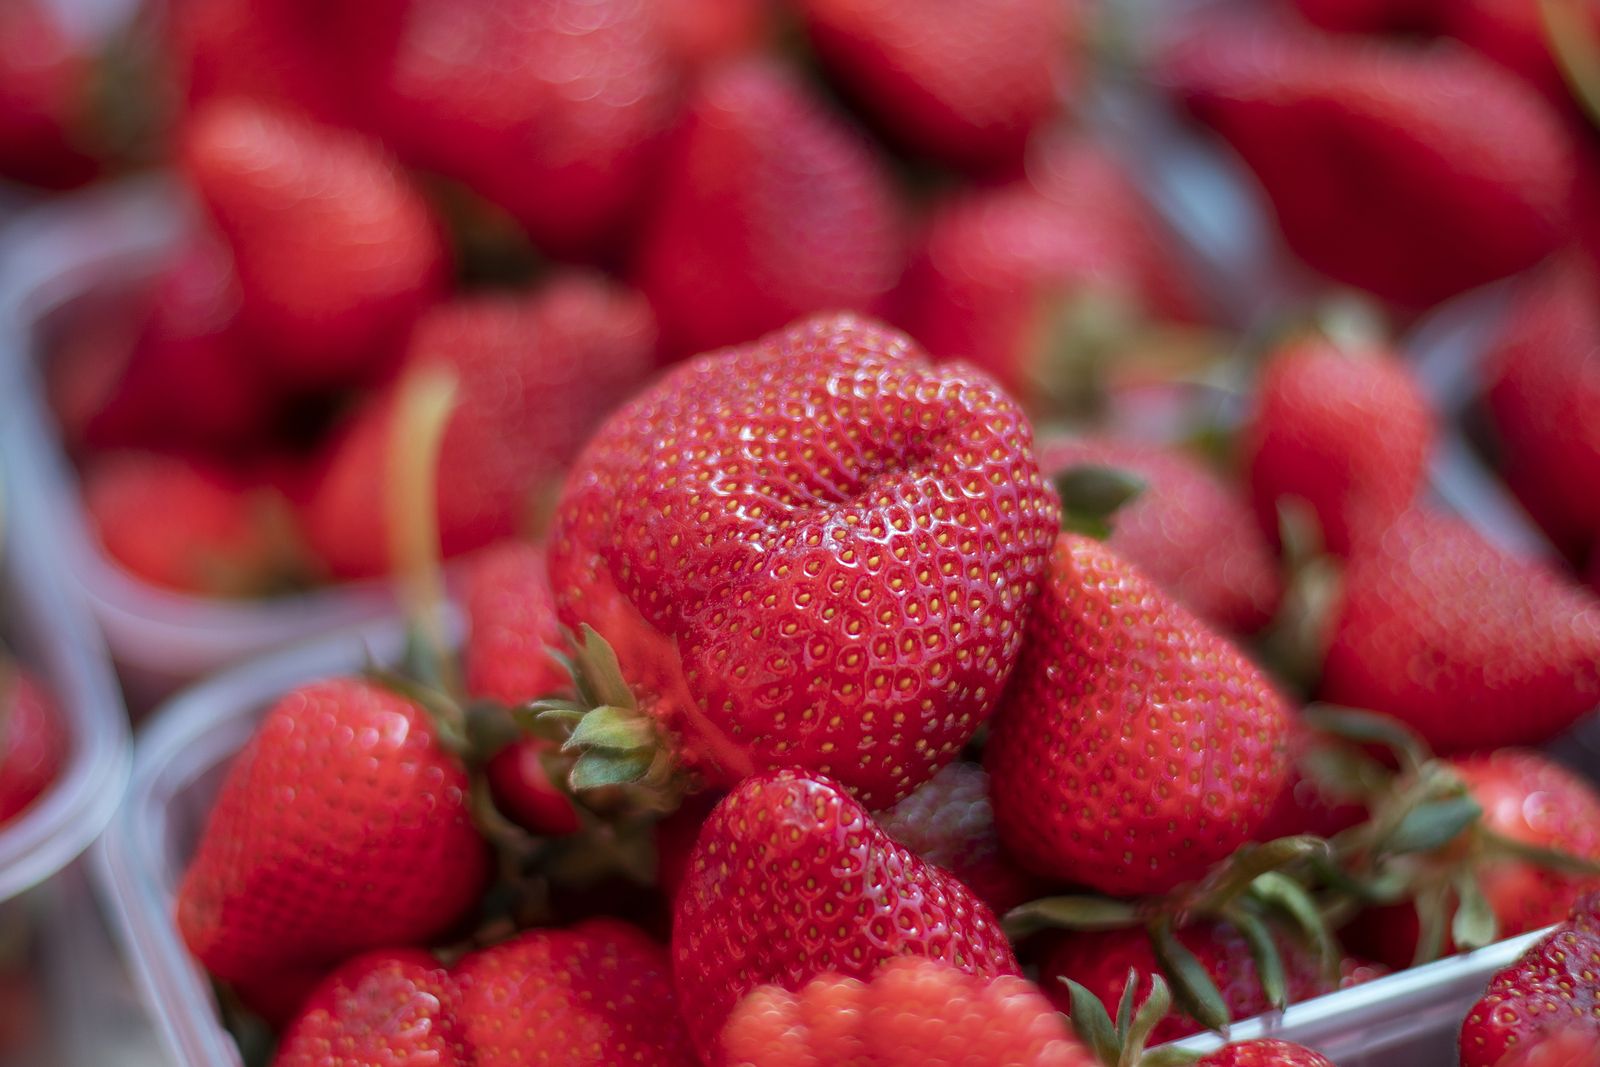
[1054,465,1147,539]
[1003,896,1141,939]
[569,748,653,791]
[1450,872,1498,952]
[1249,872,1340,977]
[1122,973,1174,1067]
[1301,704,1430,775]
[1224,905,1287,1012]
[564,705,654,753]
[1385,796,1483,855]
[1191,835,1328,914]
[1114,969,1138,1043]
[576,625,635,711]
[1060,978,1121,1067]
[1149,918,1231,1034]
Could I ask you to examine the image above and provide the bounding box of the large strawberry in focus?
[1159,17,1572,308]
[720,958,1093,1067]
[271,950,468,1067]
[799,0,1076,170]
[634,61,903,359]
[548,313,1058,806]
[375,0,681,256]
[302,275,656,579]
[674,768,1019,1065]
[986,533,1291,896]
[1319,509,1600,751]
[181,99,446,391]
[176,679,490,999]
[0,666,66,826]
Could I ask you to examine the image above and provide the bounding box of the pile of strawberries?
[4,0,1600,1064]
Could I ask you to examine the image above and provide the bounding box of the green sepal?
[1385,796,1483,855]
[563,705,655,753]
[1450,871,1498,952]
[1481,829,1600,877]
[1224,904,1287,1012]
[1412,882,1452,966]
[1248,871,1340,979]
[1189,835,1328,914]
[1061,978,1122,1067]
[572,625,636,710]
[1149,917,1231,1034]
[569,748,655,790]
[1114,969,1138,1045]
[1301,704,1430,776]
[1121,974,1173,1067]
[1003,895,1142,940]
[1142,1049,1204,1067]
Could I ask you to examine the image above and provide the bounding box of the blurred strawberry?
[658,0,773,73]
[1160,17,1572,308]
[272,950,468,1067]
[0,1,100,188]
[182,99,446,391]
[375,0,681,256]
[1255,721,1370,841]
[634,59,903,359]
[1482,258,1600,560]
[0,666,66,826]
[84,451,304,597]
[1039,436,1281,633]
[799,0,1076,170]
[1290,0,1445,33]
[1241,335,1433,556]
[1444,0,1600,115]
[301,275,654,580]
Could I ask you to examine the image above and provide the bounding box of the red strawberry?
[1241,336,1433,556]
[454,919,696,1066]
[1159,18,1572,308]
[302,275,656,580]
[1319,508,1600,751]
[1040,436,1280,633]
[1255,723,1369,842]
[658,0,774,73]
[799,0,1076,170]
[547,312,1058,806]
[376,0,681,256]
[1041,921,1330,1045]
[634,60,903,359]
[1290,0,1444,33]
[1458,892,1600,1066]
[985,533,1292,896]
[720,957,1094,1067]
[1199,1040,1337,1067]
[0,666,66,826]
[182,99,446,390]
[1482,258,1600,560]
[0,0,99,188]
[462,542,580,837]
[875,761,1044,916]
[272,950,467,1067]
[175,679,491,993]
[84,452,300,597]
[673,768,1020,1065]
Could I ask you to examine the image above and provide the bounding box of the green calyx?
[1062,972,1202,1067]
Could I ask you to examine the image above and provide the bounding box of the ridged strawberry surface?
[0,667,66,826]
[1320,509,1600,751]
[635,61,903,359]
[1040,436,1280,633]
[720,958,1094,1067]
[1459,893,1600,1066]
[176,679,490,988]
[986,534,1291,896]
[1159,17,1572,307]
[549,313,1058,805]
[673,768,1020,1066]
[454,919,697,1067]
[1242,337,1432,556]
[1199,1040,1338,1067]
[272,950,468,1067]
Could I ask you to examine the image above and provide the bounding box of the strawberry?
[84,451,301,597]
[1158,17,1572,308]
[634,60,903,359]
[1444,0,1600,115]
[302,275,656,579]
[375,0,681,256]
[1241,335,1433,556]
[181,99,446,391]
[272,949,468,1067]
[0,665,66,826]
[673,768,1020,1065]
[875,761,1045,916]
[720,957,1094,1067]
[658,0,774,73]
[985,533,1292,896]
[1198,1040,1337,1067]
[175,679,491,996]
[1481,258,1600,560]
[547,312,1058,806]
[454,919,696,1066]
[0,0,100,188]
[1319,508,1600,751]
[798,0,1076,170]
[1039,436,1280,633]
[1458,892,1600,1067]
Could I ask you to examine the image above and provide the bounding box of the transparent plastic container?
[0,180,406,703]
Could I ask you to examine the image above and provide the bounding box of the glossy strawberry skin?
[1040,922,1330,1045]
[548,313,1059,806]
[454,919,697,1067]
[181,99,446,390]
[799,0,1075,170]
[1159,19,1572,308]
[1459,893,1600,1067]
[673,768,1020,1066]
[176,679,491,989]
[875,761,1044,916]
[301,276,656,580]
[376,0,681,256]
[986,534,1292,896]
[634,61,903,360]
[1242,338,1433,556]
[0,668,66,826]
[271,949,468,1067]
[720,958,1095,1067]
[1319,509,1600,752]
[1039,436,1280,633]
[1198,1040,1337,1067]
